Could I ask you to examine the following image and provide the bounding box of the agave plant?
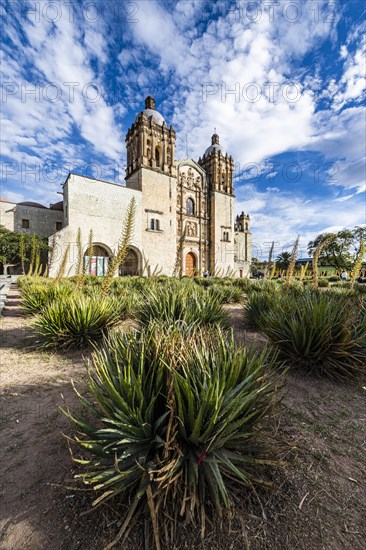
[20,281,71,314]
[208,283,243,304]
[33,294,123,348]
[139,280,229,329]
[243,291,277,329]
[261,290,366,379]
[63,324,282,549]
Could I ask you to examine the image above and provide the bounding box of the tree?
[275,251,292,270]
[0,225,48,275]
[308,227,364,271]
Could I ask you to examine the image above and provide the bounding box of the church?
[1,97,252,278]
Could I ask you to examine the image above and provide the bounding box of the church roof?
[139,96,165,125]
[141,108,165,125]
[18,201,46,208]
[204,143,226,156]
[204,132,226,156]
[50,201,64,211]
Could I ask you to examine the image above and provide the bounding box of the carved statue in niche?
[187,168,194,188]
[185,221,197,237]
[180,172,187,186]
[195,176,201,188]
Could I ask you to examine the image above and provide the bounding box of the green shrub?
[328,275,339,282]
[355,284,366,295]
[261,291,366,379]
[244,292,277,329]
[208,283,243,304]
[33,294,123,348]
[318,278,329,287]
[64,325,282,547]
[20,281,72,314]
[139,281,229,329]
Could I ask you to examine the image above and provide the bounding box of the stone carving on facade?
[186,221,197,237]
[180,172,186,186]
[186,168,194,188]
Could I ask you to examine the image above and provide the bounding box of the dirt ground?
[0,287,365,549]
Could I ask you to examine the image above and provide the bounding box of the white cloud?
[1,1,124,202]
[236,184,365,259]
[333,34,366,108]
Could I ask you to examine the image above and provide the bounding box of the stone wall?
[49,174,143,278]
[1,200,63,237]
[139,167,177,276]
[210,191,236,275]
[0,200,15,231]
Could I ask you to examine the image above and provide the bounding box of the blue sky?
[1,0,365,258]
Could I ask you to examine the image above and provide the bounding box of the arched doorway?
[119,248,139,276]
[84,244,110,276]
[185,252,196,277]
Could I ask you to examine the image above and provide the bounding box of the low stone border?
[0,279,12,315]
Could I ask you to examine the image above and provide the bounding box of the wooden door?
[185,252,196,277]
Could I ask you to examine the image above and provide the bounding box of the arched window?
[119,248,139,277]
[186,198,194,216]
[150,219,160,231]
[84,244,110,276]
[155,147,160,167]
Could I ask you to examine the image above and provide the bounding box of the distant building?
[1,96,252,278]
[0,198,63,237]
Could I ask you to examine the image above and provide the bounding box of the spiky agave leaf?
[261,290,366,379]
[33,293,123,348]
[63,324,283,548]
[139,279,229,329]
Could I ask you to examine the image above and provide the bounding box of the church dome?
[204,132,226,156]
[18,201,46,208]
[141,108,165,125]
[140,96,165,125]
[50,201,64,211]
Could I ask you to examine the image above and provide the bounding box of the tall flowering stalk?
[75,228,85,289]
[350,238,365,287]
[269,261,276,280]
[313,236,332,289]
[172,226,186,277]
[101,198,136,298]
[299,261,309,282]
[263,241,274,279]
[84,230,94,276]
[28,234,37,276]
[19,233,26,275]
[284,235,299,289]
[47,234,57,278]
[55,244,70,282]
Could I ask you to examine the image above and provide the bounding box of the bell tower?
[125,96,176,181]
[125,96,178,276]
[198,133,235,275]
[198,133,234,194]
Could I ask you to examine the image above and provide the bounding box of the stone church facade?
[2,97,252,277]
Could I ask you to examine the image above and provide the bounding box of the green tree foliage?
[275,251,291,270]
[308,227,366,270]
[0,225,48,274]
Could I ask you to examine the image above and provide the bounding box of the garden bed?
[0,285,365,549]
